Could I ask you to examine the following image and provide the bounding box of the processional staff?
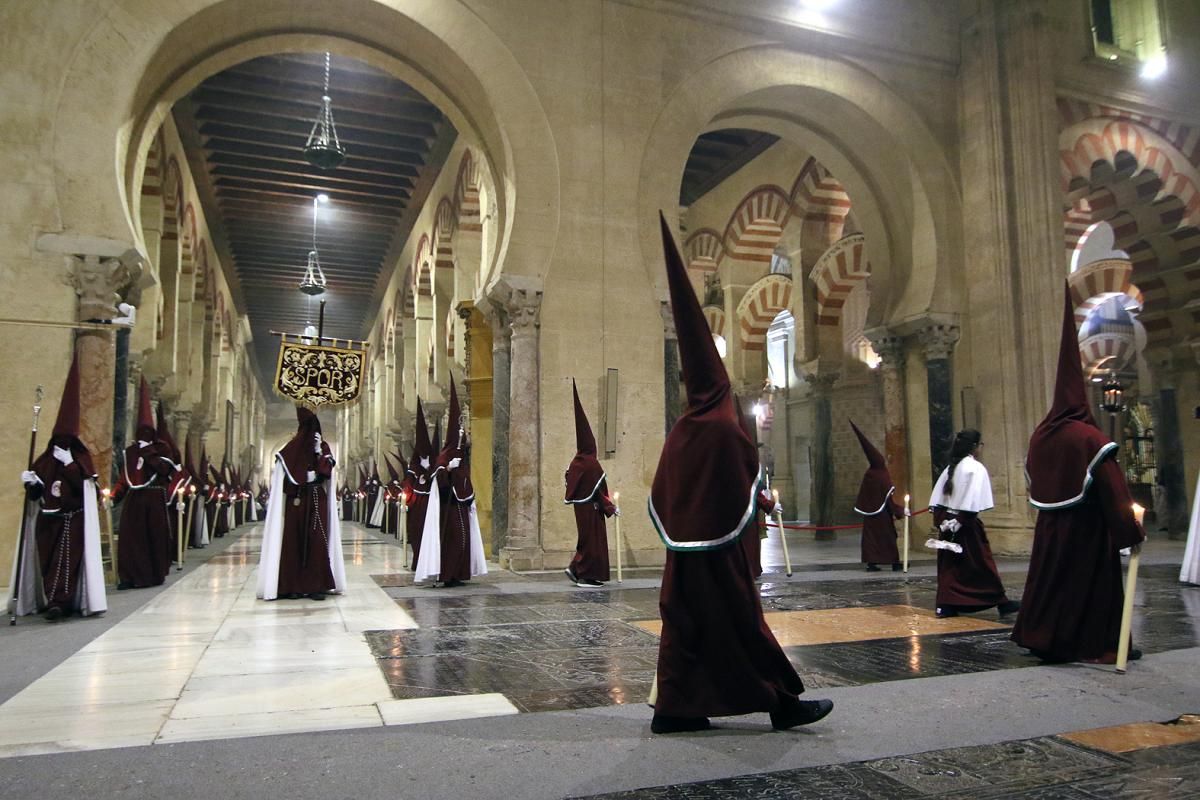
[8,386,43,625]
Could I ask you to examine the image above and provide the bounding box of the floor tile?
[376,693,519,726]
[156,704,383,744]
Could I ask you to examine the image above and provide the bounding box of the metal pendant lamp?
[299,195,328,296]
[303,52,346,170]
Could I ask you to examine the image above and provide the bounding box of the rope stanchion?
[762,507,931,533]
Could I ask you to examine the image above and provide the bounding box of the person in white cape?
[1182,469,1200,585]
[256,406,346,601]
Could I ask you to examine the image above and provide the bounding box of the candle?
[1132,503,1145,525]
[612,491,620,504]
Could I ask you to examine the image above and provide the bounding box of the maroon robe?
[275,424,337,596]
[861,498,903,565]
[569,483,615,582]
[405,399,436,571]
[114,440,176,588]
[932,508,1008,609]
[1011,286,1145,660]
[653,214,806,720]
[29,457,87,612]
[436,469,473,583]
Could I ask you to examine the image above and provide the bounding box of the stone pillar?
[173,411,193,462]
[486,300,511,556]
[498,281,543,570]
[804,370,838,537]
[867,330,910,495]
[920,323,960,481]
[1153,361,1190,539]
[661,301,681,433]
[66,253,139,487]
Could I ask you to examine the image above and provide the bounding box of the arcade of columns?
[1,0,1199,577]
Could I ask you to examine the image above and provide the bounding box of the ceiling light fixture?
[299,194,328,296]
[303,52,347,170]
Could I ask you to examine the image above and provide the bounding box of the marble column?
[457,304,474,421]
[1153,363,1190,539]
[661,301,681,433]
[499,282,543,570]
[867,330,910,496]
[804,371,838,538]
[66,253,139,487]
[920,323,960,481]
[173,411,193,462]
[486,300,511,556]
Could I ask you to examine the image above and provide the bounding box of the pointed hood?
[156,401,182,465]
[384,455,401,484]
[279,405,324,482]
[565,379,605,503]
[850,420,895,515]
[432,418,442,458]
[34,354,96,479]
[135,376,155,440]
[649,212,759,549]
[1026,284,1116,509]
[437,378,473,500]
[436,379,462,467]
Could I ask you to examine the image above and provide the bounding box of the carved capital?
[65,253,139,319]
[505,290,542,337]
[802,370,839,396]
[865,328,905,370]
[919,324,960,361]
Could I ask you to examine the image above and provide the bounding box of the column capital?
[62,252,143,319]
[919,323,961,361]
[802,370,839,395]
[864,327,906,369]
[488,276,543,337]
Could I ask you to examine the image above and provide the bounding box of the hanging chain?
[323,52,331,99]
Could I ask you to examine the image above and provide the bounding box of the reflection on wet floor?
[368,564,1200,713]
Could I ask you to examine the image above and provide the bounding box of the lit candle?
[1131,503,1145,525]
[612,491,620,504]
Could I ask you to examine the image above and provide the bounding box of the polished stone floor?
[1,519,1197,800]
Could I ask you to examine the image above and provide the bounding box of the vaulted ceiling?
[173,53,456,386]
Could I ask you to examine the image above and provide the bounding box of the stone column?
[457,304,474,420]
[65,253,139,487]
[867,330,910,495]
[661,301,681,433]
[804,370,838,537]
[485,300,511,556]
[1151,355,1190,539]
[920,323,960,481]
[173,411,193,462]
[499,281,543,570]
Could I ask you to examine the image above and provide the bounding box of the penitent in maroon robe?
[276,415,337,596]
[405,399,435,571]
[850,421,902,567]
[650,214,825,731]
[1011,286,1144,662]
[565,380,614,583]
[114,378,177,589]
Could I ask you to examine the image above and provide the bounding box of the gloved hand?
[53,446,74,465]
[448,457,462,470]
[313,432,323,454]
[772,503,783,516]
[306,470,317,483]
[21,470,39,485]
[613,507,621,517]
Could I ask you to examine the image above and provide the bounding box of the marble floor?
[1,521,1197,800]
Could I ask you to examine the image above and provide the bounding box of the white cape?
[369,491,385,527]
[7,480,106,617]
[930,455,994,513]
[256,460,346,600]
[249,498,258,522]
[1181,469,1200,585]
[192,498,210,547]
[415,487,487,583]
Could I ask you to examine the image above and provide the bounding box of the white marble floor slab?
[0,522,464,757]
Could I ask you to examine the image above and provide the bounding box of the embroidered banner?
[274,339,366,408]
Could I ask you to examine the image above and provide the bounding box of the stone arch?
[455,150,482,232]
[49,0,558,288]
[413,234,432,298]
[685,228,724,272]
[639,45,960,326]
[735,274,792,352]
[811,234,870,327]
[722,186,792,264]
[1068,258,1144,325]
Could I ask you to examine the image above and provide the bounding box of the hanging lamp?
[299,195,328,296]
[303,52,346,170]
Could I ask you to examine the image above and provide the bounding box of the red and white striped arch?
[1079,333,1137,377]
[413,234,432,297]
[735,274,792,352]
[685,229,724,272]
[703,305,726,338]
[723,186,792,263]
[454,150,482,232]
[433,198,455,270]
[790,158,851,225]
[811,234,870,327]
[1068,258,1143,325]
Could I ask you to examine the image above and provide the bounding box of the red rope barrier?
[762,507,931,532]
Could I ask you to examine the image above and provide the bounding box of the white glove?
[306,470,317,483]
[53,446,74,465]
[313,433,323,454]
[613,507,621,517]
[448,457,462,470]
[772,503,783,516]
[21,470,39,485]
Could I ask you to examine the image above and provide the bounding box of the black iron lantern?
[303,53,346,171]
[1100,371,1125,414]
[299,195,328,296]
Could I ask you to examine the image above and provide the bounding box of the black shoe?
[283,593,302,600]
[43,606,63,622]
[116,582,132,590]
[998,600,1020,616]
[580,579,604,587]
[651,714,711,734]
[892,563,902,571]
[771,698,834,730]
[935,607,958,618]
[307,592,326,601]
[564,567,578,585]
[443,579,464,588]
[865,564,881,572]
